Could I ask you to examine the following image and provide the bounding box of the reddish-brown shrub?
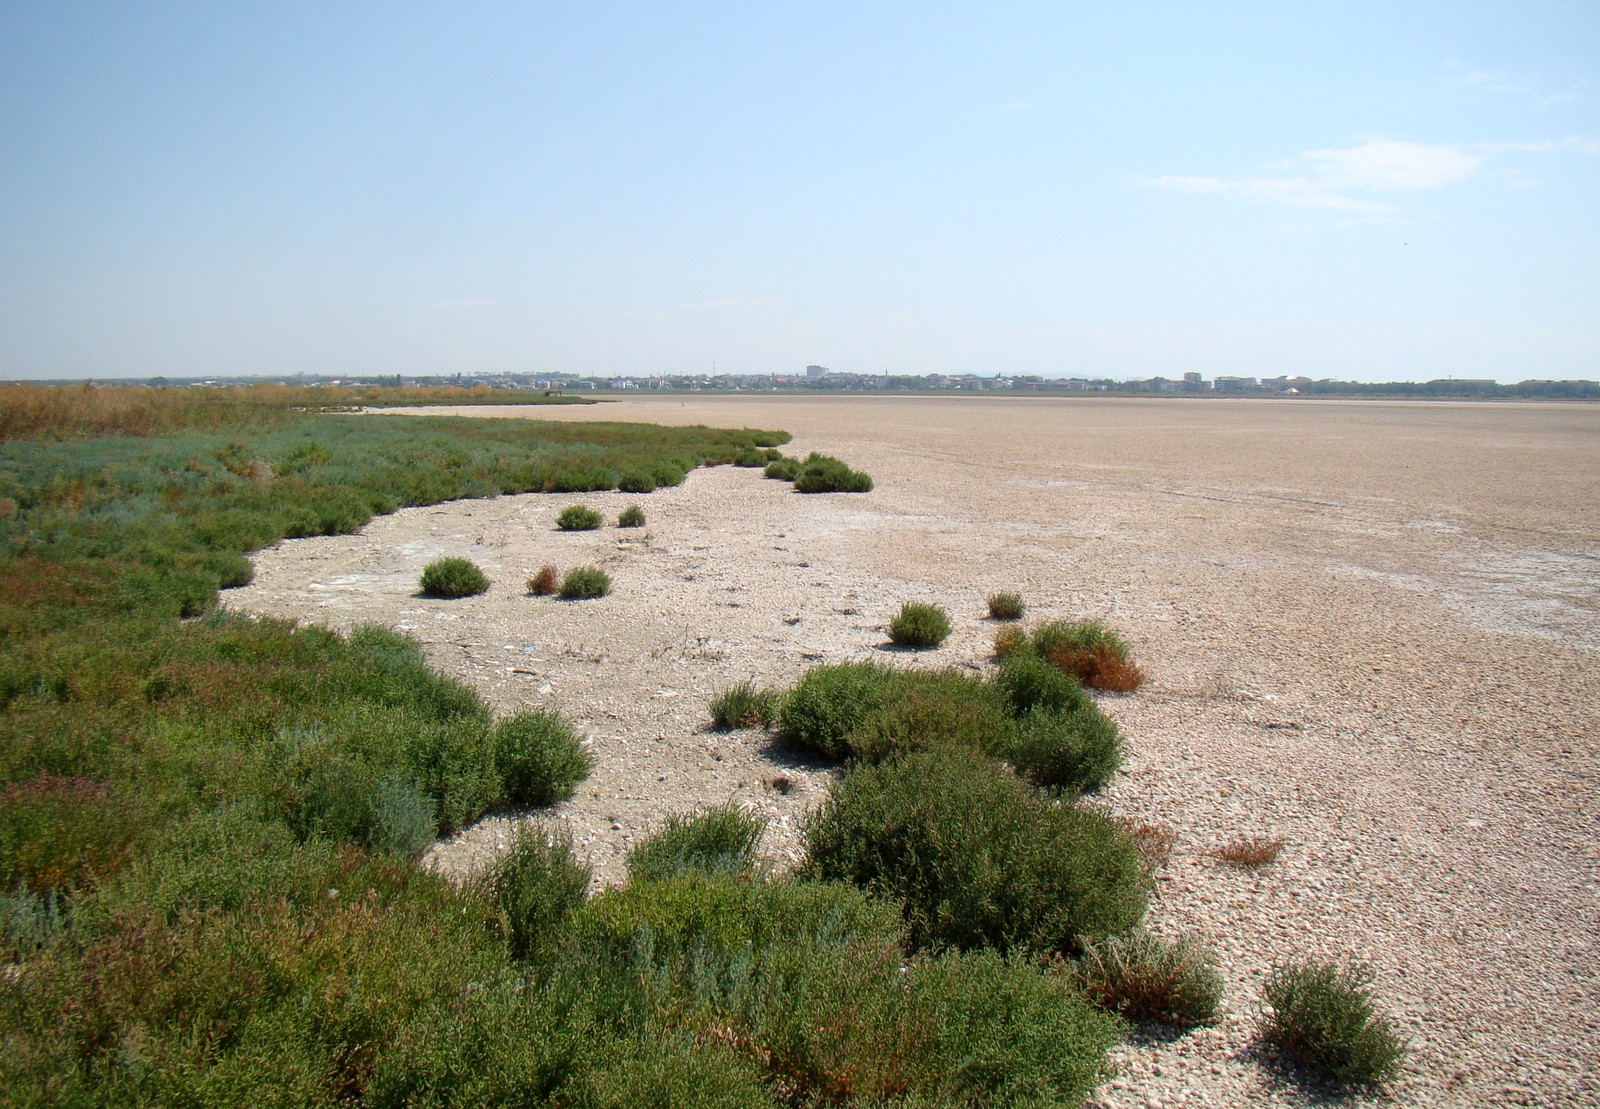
[527,565,560,596]
[1212,836,1283,868]
[1043,644,1146,693]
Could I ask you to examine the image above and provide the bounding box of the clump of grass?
[616,504,645,528]
[1073,930,1223,1027]
[987,591,1025,620]
[1213,836,1284,868]
[888,601,952,649]
[555,504,603,531]
[800,747,1146,955]
[1260,960,1408,1088]
[558,566,611,600]
[526,564,560,595]
[419,556,490,598]
[492,709,592,806]
[1117,818,1178,871]
[627,803,766,883]
[1004,618,1146,692]
[791,452,873,493]
[708,680,780,730]
[471,827,591,962]
[732,447,781,467]
[763,456,801,481]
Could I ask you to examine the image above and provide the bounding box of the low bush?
[617,469,658,493]
[1002,702,1122,793]
[1032,619,1146,692]
[987,591,1026,620]
[472,827,591,962]
[993,652,1087,715]
[800,748,1147,955]
[708,680,779,730]
[775,662,895,759]
[555,504,604,531]
[492,709,592,805]
[732,447,780,467]
[1260,960,1408,1087]
[419,556,490,598]
[558,566,611,600]
[763,456,801,481]
[616,504,646,528]
[846,670,1014,764]
[792,452,873,493]
[994,624,1026,658]
[526,564,560,595]
[626,803,765,883]
[1073,930,1223,1027]
[1214,836,1285,867]
[888,601,952,649]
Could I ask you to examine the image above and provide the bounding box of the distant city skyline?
[3,3,1596,383]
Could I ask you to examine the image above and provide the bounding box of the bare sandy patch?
[225,397,1600,1108]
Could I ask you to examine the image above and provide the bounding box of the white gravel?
[223,396,1600,1108]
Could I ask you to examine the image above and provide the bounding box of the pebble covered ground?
[224,396,1600,1108]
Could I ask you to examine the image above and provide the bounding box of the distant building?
[1183,372,1205,392]
[806,364,829,379]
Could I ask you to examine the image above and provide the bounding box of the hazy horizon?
[3,3,1596,384]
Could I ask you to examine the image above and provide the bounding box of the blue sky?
[2,2,1596,382]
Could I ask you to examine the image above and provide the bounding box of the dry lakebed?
[222,396,1600,1108]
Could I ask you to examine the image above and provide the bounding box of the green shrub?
[994,624,1026,658]
[419,556,490,598]
[708,680,779,730]
[617,469,658,493]
[1030,618,1146,692]
[763,456,801,481]
[732,447,778,467]
[527,564,560,595]
[0,774,145,894]
[559,566,612,600]
[846,670,1013,764]
[775,662,896,759]
[888,601,952,649]
[492,709,592,806]
[1074,930,1223,1027]
[616,504,646,528]
[1002,702,1122,794]
[987,591,1025,620]
[626,803,765,883]
[800,748,1147,954]
[792,452,873,493]
[472,827,591,962]
[992,651,1087,715]
[369,774,439,856]
[556,505,604,531]
[1260,960,1408,1088]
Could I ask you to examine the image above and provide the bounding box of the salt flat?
[227,396,1600,1107]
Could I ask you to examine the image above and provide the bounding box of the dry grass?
[1118,819,1178,870]
[527,565,560,596]
[1043,644,1146,693]
[993,626,1026,659]
[1212,836,1284,868]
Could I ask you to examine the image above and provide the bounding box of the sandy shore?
[224,396,1600,1108]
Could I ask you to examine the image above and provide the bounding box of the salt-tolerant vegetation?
[0,383,1414,1103]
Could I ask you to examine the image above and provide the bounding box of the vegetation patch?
[708,680,780,730]
[791,452,874,493]
[492,708,592,806]
[887,601,952,649]
[1260,960,1408,1088]
[616,504,646,528]
[626,802,766,883]
[763,456,801,481]
[555,504,604,531]
[1072,930,1223,1027]
[526,564,560,595]
[987,591,1025,620]
[419,556,490,598]
[1214,835,1285,868]
[471,827,591,962]
[799,747,1147,955]
[558,566,612,600]
[1003,618,1146,692]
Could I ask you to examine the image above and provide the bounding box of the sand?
[222,395,1600,1108]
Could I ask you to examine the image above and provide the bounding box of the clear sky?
[2,2,1596,383]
